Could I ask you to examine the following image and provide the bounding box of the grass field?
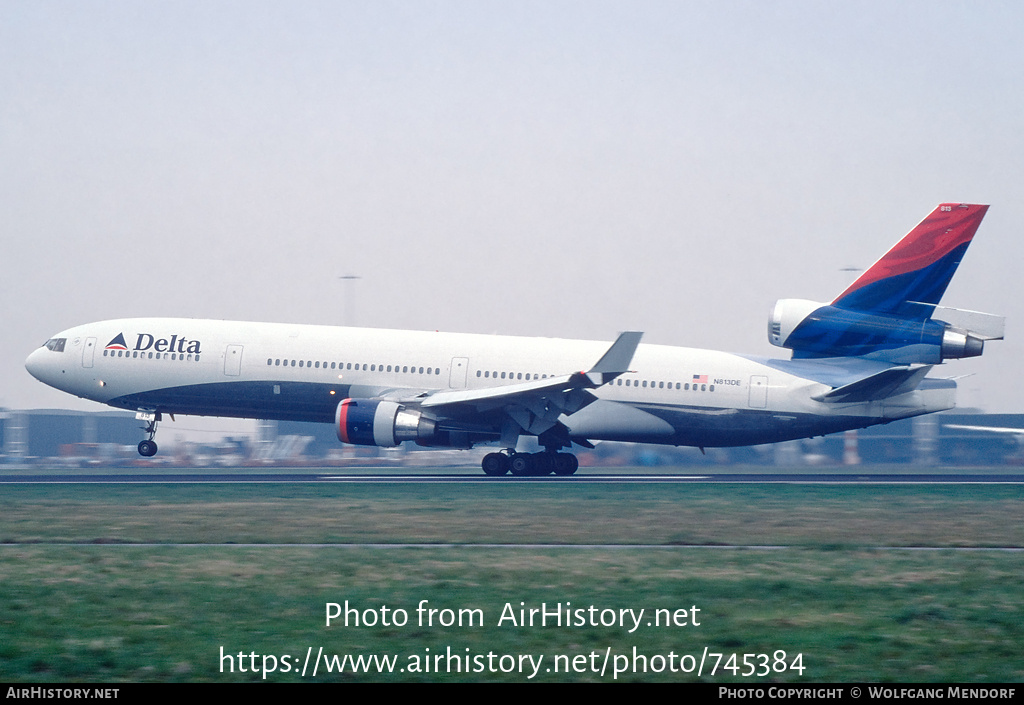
[0,475,1022,682]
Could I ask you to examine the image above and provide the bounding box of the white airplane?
[25,204,1003,475]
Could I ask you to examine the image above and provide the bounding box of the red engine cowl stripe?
[336,398,354,444]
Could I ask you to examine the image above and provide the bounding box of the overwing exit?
[25,203,1003,475]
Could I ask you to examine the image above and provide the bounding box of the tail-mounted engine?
[335,399,438,447]
[768,299,1001,364]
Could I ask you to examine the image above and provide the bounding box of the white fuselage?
[25,318,956,449]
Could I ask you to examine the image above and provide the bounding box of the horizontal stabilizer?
[931,306,1005,340]
[813,365,932,404]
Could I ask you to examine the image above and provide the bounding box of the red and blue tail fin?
[832,203,989,319]
[769,203,1000,363]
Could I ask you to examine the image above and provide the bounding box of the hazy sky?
[3,1,1023,422]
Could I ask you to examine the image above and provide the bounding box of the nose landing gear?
[137,411,161,457]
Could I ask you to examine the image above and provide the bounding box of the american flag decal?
[692,374,708,384]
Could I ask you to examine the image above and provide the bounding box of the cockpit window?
[44,338,66,352]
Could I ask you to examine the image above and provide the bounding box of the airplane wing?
[421,331,643,436]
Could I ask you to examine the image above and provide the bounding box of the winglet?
[587,331,643,385]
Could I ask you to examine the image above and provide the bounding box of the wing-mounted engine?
[335,399,438,447]
[768,298,1002,363]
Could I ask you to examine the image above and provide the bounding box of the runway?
[2,471,1024,484]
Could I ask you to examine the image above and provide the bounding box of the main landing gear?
[137,412,161,457]
[481,451,579,477]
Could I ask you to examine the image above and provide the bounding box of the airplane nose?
[25,347,49,383]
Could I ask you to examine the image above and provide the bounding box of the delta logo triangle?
[105,333,128,351]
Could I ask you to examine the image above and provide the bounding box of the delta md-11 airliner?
[26,204,1003,475]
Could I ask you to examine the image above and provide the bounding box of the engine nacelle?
[335,399,438,447]
[768,299,986,363]
[768,299,824,349]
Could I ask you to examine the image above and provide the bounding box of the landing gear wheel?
[552,453,579,476]
[509,454,533,476]
[532,453,555,476]
[137,412,162,457]
[482,452,510,476]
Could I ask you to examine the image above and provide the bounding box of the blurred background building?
[1,407,1022,468]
